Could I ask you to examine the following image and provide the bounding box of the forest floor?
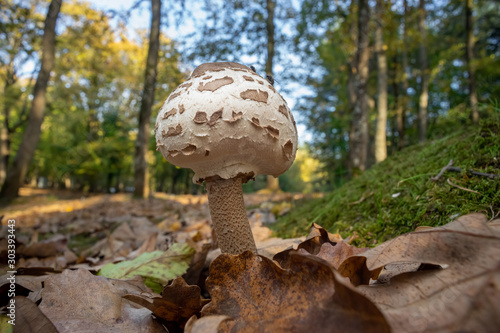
[0,121,499,332]
[272,120,500,247]
[1,187,323,269]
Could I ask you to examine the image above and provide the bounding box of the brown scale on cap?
[198,76,234,92]
[182,144,197,155]
[168,91,182,102]
[225,111,243,123]
[282,140,294,160]
[191,62,250,78]
[178,104,186,114]
[264,126,280,140]
[243,75,254,82]
[194,111,208,124]
[178,82,193,90]
[250,117,261,127]
[240,89,268,103]
[162,124,182,137]
[278,105,288,117]
[208,109,223,126]
[163,108,177,119]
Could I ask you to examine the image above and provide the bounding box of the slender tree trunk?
[264,0,280,191]
[133,0,161,198]
[0,0,62,201]
[398,0,410,150]
[417,0,429,142]
[349,0,370,177]
[465,0,479,124]
[393,54,405,151]
[347,0,358,113]
[0,126,7,186]
[375,0,388,163]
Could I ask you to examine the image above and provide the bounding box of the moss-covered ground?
[271,120,500,247]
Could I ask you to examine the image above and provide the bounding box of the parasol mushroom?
[155,62,298,255]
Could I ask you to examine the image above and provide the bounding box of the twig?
[432,159,499,180]
[447,178,481,195]
[488,205,500,222]
[447,166,500,179]
[431,159,454,181]
[348,191,373,206]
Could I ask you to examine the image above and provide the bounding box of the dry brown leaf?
[316,241,370,270]
[124,277,208,332]
[14,296,58,333]
[339,213,500,332]
[184,315,232,333]
[38,268,165,332]
[183,243,211,286]
[202,251,390,333]
[273,223,342,263]
[306,223,343,243]
[18,235,68,258]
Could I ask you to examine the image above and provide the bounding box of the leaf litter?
[1,191,499,332]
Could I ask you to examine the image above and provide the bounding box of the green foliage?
[98,243,195,293]
[23,0,185,192]
[272,119,500,247]
[296,0,500,187]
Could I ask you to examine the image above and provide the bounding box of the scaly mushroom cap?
[155,62,298,183]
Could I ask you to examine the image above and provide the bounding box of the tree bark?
[465,0,479,124]
[349,0,370,177]
[398,0,410,150]
[417,0,429,143]
[0,127,7,186]
[347,0,358,113]
[0,0,62,201]
[264,0,280,192]
[374,0,388,163]
[133,0,161,198]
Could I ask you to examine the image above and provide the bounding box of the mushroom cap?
[155,62,298,184]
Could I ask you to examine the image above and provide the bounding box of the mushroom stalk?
[206,177,257,255]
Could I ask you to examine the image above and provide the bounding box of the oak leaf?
[201,251,390,332]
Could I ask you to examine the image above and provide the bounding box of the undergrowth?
[271,120,500,247]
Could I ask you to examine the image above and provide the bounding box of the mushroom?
[155,62,298,255]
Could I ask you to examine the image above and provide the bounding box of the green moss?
[271,121,500,247]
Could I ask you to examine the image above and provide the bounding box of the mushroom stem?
[206,177,257,255]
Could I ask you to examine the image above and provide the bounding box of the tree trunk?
[133,0,161,198]
[349,0,370,177]
[264,0,280,192]
[417,0,429,143]
[347,0,357,113]
[0,0,62,201]
[465,0,479,124]
[398,0,410,150]
[393,54,405,151]
[0,126,7,186]
[375,0,388,163]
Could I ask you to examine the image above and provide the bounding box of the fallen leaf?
[316,241,369,270]
[18,235,68,258]
[98,243,195,293]
[273,223,342,263]
[202,251,390,332]
[125,277,208,332]
[183,243,211,286]
[38,268,165,332]
[184,315,232,333]
[13,296,58,333]
[339,213,500,332]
